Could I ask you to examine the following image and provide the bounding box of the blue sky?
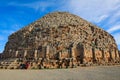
[0,0,120,53]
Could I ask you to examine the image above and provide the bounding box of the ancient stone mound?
[0,12,120,69]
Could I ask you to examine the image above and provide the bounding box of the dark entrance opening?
[92,48,96,63]
[77,43,84,64]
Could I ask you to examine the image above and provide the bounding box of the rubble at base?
[0,12,120,69]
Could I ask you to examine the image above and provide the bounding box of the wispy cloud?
[62,0,120,23]
[95,15,108,23]
[107,25,120,33]
[8,1,54,12]
[102,8,120,29]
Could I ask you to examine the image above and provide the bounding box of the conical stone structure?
[0,12,120,69]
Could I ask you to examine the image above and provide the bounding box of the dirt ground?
[0,66,120,80]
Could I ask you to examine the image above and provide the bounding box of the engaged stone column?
[34,50,38,59]
[71,47,75,58]
[15,50,18,57]
[24,50,27,58]
[111,49,116,61]
[59,52,62,59]
[115,50,120,62]
[105,50,110,63]
[45,45,49,59]
[46,45,49,55]
[116,50,119,58]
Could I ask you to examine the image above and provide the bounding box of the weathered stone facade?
[0,12,120,69]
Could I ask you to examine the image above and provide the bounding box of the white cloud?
[8,1,53,12]
[8,0,120,24]
[95,15,108,23]
[62,0,120,24]
[101,5,120,28]
[107,25,120,33]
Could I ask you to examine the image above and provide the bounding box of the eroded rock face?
[0,12,120,69]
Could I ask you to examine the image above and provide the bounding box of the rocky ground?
[0,66,120,80]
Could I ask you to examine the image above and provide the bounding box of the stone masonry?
[0,12,120,69]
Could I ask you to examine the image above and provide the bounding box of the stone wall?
[0,12,119,68]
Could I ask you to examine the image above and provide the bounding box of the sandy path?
[0,66,120,80]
